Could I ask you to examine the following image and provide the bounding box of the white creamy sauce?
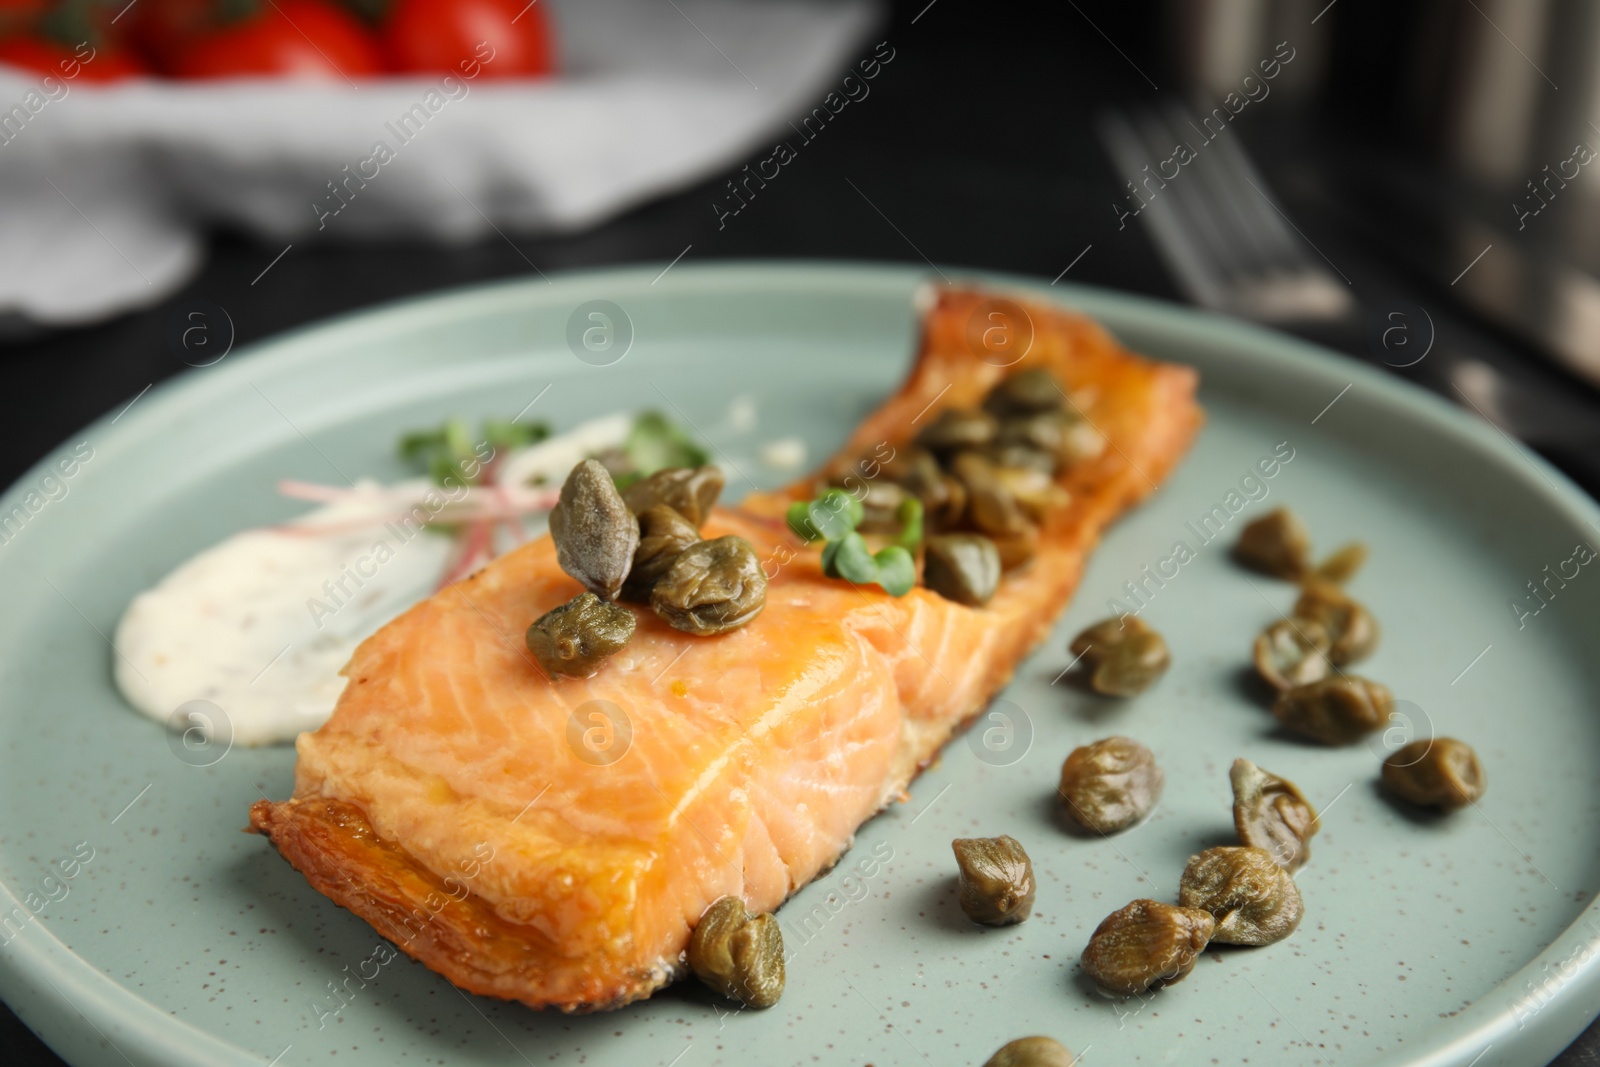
[496,413,632,489]
[115,481,455,746]
[113,415,639,746]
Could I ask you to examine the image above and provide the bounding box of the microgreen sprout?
[787,489,922,596]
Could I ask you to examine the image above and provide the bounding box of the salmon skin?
[249,286,1203,1012]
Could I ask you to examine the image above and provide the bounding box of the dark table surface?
[2,0,1597,1063]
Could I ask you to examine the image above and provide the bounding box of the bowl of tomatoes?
[0,0,881,329]
[0,0,556,82]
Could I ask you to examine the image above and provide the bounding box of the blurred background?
[2,0,1599,1061]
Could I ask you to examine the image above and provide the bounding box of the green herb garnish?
[399,416,550,486]
[788,488,922,596]
[616,411,710,488]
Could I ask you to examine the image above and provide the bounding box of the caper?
[1178,846,1303,946]
[882,448,965,529]
[952,835,1035,926]
[996,408,1073,458]
[1252,617,1332,691]
[1058,736,1164,834]
[621,505,700,603]
[984,442,1058,475]
[853,479,913,534]
[989,525,1040,571]
[1080,899,1214,996]
[982,1036,1078,1067]
[922,533,1002,606]
[650,535,767,635]
[621,465,725,528]
[548,459,640,600]
[1382,737,1486,810]
[1067,615,1170,697]
[1230,758,1319,872]
[1234,507,1312,580]
[525,592,636,678]
[686,895,784,1008]
[1272,675,1392,745]
[913,407,997,456]
[990,464,1070,521]
[1311,541,1368,584]
[1058,416,1106,467]
[1293,582,1379,665]
[982,367,1064,416]
[950,452,1032,537]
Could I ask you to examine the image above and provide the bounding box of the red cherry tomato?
[120,0,219,73]
[0,36,150,81]
[171,0,383,80]
[382,0,555,79]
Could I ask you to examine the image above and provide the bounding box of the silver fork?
[1096,102,1600,456]
[1096,103,1355,326]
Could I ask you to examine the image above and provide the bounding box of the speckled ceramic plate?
[1,263,1597,1067]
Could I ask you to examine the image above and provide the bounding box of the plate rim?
[1,259,1597,1067]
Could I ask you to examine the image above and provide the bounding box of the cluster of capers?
[821,367,1101,607]
[526,460,768,678]
[1079,758,1313,997]
[1236,508,1485,810]
[1239,508,1388,741]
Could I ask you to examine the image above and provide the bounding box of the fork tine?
[1099,100,1355,323]
[1136,108,1265,285]
[1184,103,1310,272]
[1095,108,1229,311]
[1164,103,1291,275]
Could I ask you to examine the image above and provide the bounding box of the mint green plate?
[1,263,1597,1067]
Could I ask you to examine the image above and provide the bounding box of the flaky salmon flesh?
[249,286,1203,1011]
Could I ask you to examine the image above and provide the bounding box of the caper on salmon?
[988,524,1041,571]
[922,533,1002,606]
[549,458,639,600]
[1058,736,1164,833]
[951,451,1033,537]
[1067,615,1171,697]
[1293,581,1379,665]
[880,448,965,529]
[982,1036,1079,1067]
[853,479,915,534]
[1178,846,1303,946]
[525,593,636,678]
[913,407,998,456]
[990,464,1069,521]
[1272,675,1392,745]
[982,367,1064,416]
[621,465,725,528]
[1080,899,1214,996]
[651,535,767,635]
[995,408,1075,461]
[1253,617,1332,692]
[686,896,785,1008]
[1231,758,1319,872]
[1233,507,1312,580]
[622,504,701,603]
[1382,737,1486,810]
[984,442,1057,475]
[952,835,1035,926]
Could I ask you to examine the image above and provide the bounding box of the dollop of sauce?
[115,481,454,746]
[114,416,635,746]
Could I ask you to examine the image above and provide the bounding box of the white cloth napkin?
[0,0,880,327]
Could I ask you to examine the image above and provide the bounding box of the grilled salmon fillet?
[249,286,1202,1011]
